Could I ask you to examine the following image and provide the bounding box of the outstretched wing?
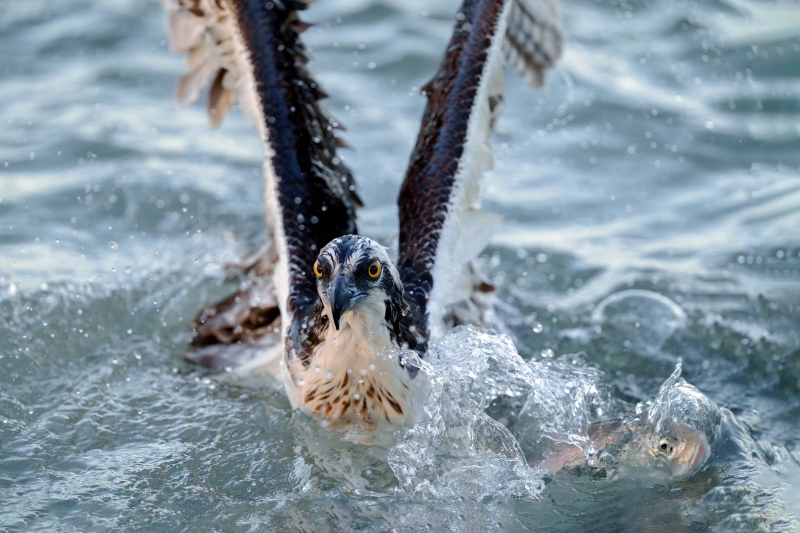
[165,0,360,346]
[504,0,562,88]
[397,0,562,340]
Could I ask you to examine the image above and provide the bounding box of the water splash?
[515,353,615,461]
[386,327,622,498]
[638,359,722,445]
[592,289,687,351]
[388,327,545,500]
[425,326,535,408]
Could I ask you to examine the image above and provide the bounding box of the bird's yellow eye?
[313,260,324,278]
[368,261,381,279]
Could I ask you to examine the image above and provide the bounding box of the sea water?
[1,0,800,530]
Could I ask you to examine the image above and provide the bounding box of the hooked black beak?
[329,277,364,330]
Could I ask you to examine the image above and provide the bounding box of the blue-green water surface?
[1,0,800,530]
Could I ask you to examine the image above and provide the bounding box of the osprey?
[164,0,562,428]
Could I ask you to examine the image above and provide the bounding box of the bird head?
[314,235,403,331]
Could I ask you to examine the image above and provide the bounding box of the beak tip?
[330,277,357,331]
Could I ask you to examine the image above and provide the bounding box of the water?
[2,0,800,530]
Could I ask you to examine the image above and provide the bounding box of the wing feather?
[397,0,562,341]
[164,0,323,130]
[207,69,237,127]
[166,0,360,362]
[504,0,563,88]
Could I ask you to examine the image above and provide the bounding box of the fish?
[540,415,712,479]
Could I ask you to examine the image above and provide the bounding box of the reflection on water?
[1,0,800,530]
